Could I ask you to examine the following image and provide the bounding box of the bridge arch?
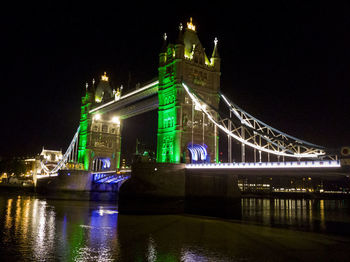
[92,157,111,172]
[187,143,209,163]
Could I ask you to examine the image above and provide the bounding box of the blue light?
[187,144,209,163]
[101,159,111,169]
[93,173,130,184]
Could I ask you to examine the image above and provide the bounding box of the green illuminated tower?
[156,19,221,163]
[78,73,122,171]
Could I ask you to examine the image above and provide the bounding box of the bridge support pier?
[185,170,241,218]
[118,163,186,214]
[36,170,122,201]
[118,163,241,218]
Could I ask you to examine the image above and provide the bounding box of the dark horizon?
[1,1,349,158]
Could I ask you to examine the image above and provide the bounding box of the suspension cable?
[182,82,325,159]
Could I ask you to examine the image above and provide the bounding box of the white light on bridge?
[186,160,341,169]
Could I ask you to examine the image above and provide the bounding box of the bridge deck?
[186,161,348,177]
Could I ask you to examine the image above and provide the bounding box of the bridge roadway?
[186,160,349,177]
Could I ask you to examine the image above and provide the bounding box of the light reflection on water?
[0,194,349,261]
[241,198,350,234]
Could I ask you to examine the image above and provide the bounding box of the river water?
[0,193,350,261]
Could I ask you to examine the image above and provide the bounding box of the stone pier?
[118,163,241,217]
[36,170,120,201]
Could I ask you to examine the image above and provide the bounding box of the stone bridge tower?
[156,18,221,163]
[78,73,122,171]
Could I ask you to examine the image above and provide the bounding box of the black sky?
[1,1,349,158]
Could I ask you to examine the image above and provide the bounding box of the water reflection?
[240,198,349,233]
[0,195,349,261]
[0,196,121,261]
[5,198,13,234]
[147,236,157,262]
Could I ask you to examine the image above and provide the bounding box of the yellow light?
[101,72,109,81]
[94,114,101,121]
[187,17,196,31]
[111,116,120,124]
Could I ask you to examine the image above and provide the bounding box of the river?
[0,193,349,261]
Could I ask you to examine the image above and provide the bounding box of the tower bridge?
[36,19,349,213]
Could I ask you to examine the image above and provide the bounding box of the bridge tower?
[157,18,221,163]
[78,73,122,171]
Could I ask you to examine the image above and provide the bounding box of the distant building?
[24,158,36,176]
[40,148,63,171]
[40,148,63,162]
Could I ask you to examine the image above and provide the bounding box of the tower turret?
[94,72,113,103]
[175,23,185,59]
[78,82,94,168]
[159,33,168,66]
[211,37,221,71]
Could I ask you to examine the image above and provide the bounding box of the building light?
[187,17,196,31]
[101,72,109,81]
[111,116,120,124]
[94,114,101,121]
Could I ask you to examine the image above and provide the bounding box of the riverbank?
[1,184,350,200]
[0,183,34,192]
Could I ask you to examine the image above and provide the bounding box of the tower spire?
[187,17,196,31]
[176,23,184,44]
[161,33,168,53]
[211,37,220,59]
[101,72,109,81]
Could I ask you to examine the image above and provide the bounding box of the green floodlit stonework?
[78,92,92,170]
[157,56,180,163]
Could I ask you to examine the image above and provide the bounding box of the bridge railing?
[186,160,341,169]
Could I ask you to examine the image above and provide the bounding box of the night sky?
[1,1,349,158]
